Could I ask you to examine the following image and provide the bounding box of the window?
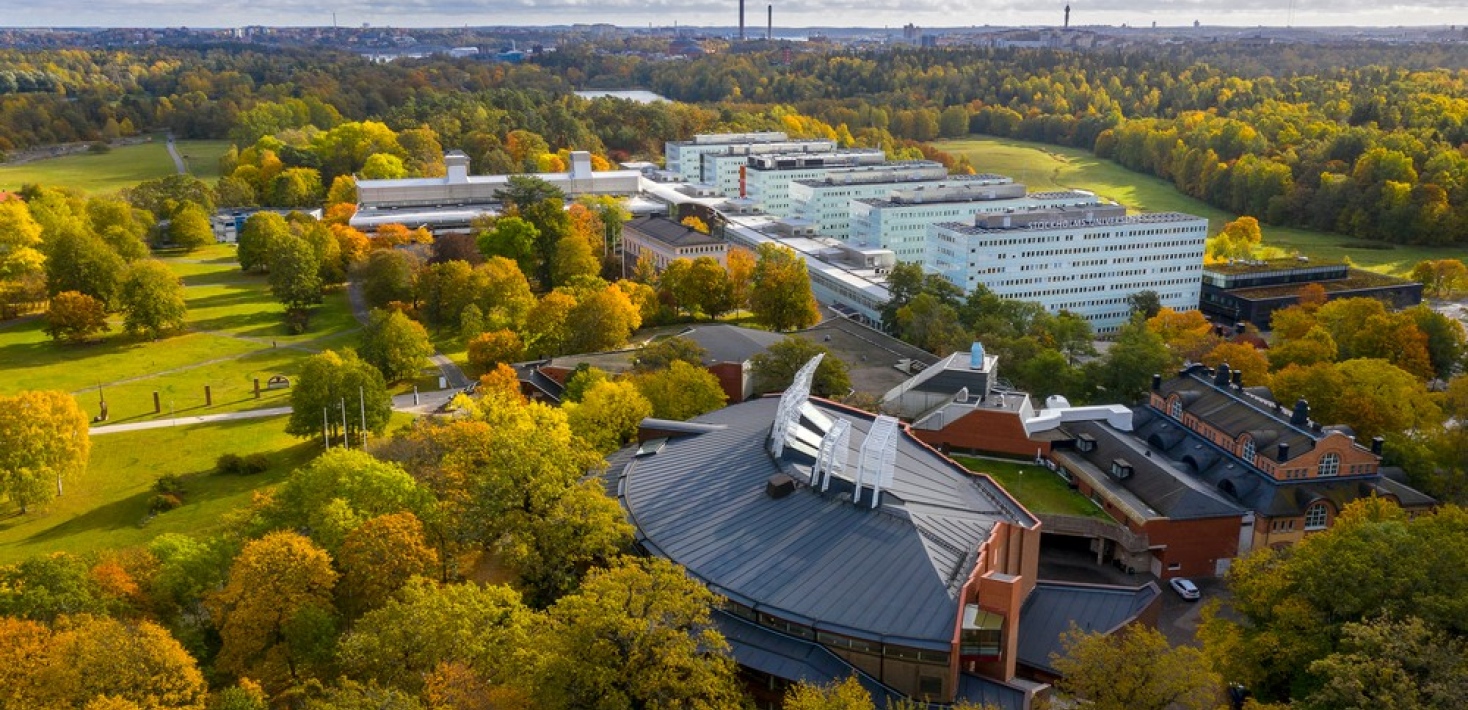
[1168,398,1182,418]
[1318,453,1340,477]
[1305,503,1328,531]
[1241,437,1255,463]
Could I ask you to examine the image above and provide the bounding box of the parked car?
[1169,577,1201,601]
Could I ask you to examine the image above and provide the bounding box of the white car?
[1169,577,1201,601]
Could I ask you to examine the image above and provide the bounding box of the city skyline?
[12,0,1468,31]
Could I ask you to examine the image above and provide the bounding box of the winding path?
[347,280,470,389]
[165,133,186,174]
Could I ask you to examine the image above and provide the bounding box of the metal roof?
[617,396,1033,648]
[1157,368,1317,461]
[713,611,903,706]
[677,324,786,365]
[1057,420,1245,521]
[625,215,726,248]
[1016,581,1161,675]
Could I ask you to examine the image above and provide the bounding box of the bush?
[217,452,270,475]
[216,453,244,475]
[154,474,185,496]
[242,453,270,474]
[149,493,183,513]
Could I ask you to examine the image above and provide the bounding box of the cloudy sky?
[16,0,1468,30]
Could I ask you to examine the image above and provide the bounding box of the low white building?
[790,168,1008,241]
[622,215,729,272]
[929,205,1208,332]
[850,183,1099,260]
[664,132,838,193]
[740,150,887,217]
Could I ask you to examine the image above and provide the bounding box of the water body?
[573,90,669,103]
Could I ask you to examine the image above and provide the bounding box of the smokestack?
[739,0,745,40]
[1064,4,1071,28]
[767,5,772,40]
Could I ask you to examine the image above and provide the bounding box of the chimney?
[1151,373,1162,392]
[1277,442,1290,461]
[1231,370,1243,388]
[1214,363,1231,387]
[1290,398,1309,427]
[739,0,745,40]
[1371,436,1384,456]
[767,5,772,40]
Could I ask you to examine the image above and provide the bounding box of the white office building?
[790,168,1013,241]
[850,183,1100,260]
[929,204,1208,332]
[664,132,839,193]
[740,150,888,217]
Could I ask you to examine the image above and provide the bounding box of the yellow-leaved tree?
[0,390,91,513]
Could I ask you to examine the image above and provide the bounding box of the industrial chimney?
[739,0,745,40]
[1064,4,1071,28]
[767,5,772,40]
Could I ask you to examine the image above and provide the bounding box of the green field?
[936,136,1460,275]
[0,137,233,195]
[954,454,1108,520]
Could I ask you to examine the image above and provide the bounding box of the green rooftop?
[953,455,1110,520]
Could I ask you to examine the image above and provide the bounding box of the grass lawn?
[953,454,1108,520]
[0,410,417,564]
[0,137,230,195]
[936,136,1461,276]
[175,139,233,181]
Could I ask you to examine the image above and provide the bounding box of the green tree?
[123,174,215,219]
[361,153,408,180]
[897,292,969,355]
[507,482,633,607]
[1053,624,1222,710]
[1126,290,1163,319]
[633,361,728,421]
[286,350,393,442]
[0,391,91,514]
[166,202,214,251]
[750,243,820,332]
[236,211,290,273]
[634,336,708,373]
[44,230,125,307]
[359,308,434,383]
[1269,326,1339,370]
[268,235,323,331]
[750,337,852,397]
[118,259,187,339]
[1301,615,1468,710]
[562,365,610,403]
[44,290,109,343]
[0,552,110,621]
[566,379,654,454]
[361,249,420,310]
[476,216,540,279]
[532,556,745,710]
[272,449,435,553]
[1085,315,1171,403]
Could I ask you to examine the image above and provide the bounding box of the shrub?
[216,453,244,475]
[242,453,270,474]
[154,474,185,496]
[217,452,270,475]
[149,493,183,513]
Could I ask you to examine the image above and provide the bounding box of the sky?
[11,0,1468,30]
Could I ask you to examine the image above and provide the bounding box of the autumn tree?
[1146,307,1218,366]
[1206,215,1263,261]
[0,198,45,286]
[1300,615,1468,710]
[1270,359,1442,439]
[751,337,852,397]
[531,556,745,710]
[0,391,91,513]
[633,361,728,421]
[271,449,435,554]
[563,283,642,354]
[0,552,113,621]
[633,336,708,373]
[166,202,214,251]
[725,247,756,313]
[208,531,339,693]
[1269,326,1338,370]
[42,614,210,710]
[467,329,526,370]
[45,290,110,343]
[784,677,878,710]
[286,349,393,442]
[679,215,709,234]
[337,512,440,617]
[507,481,633,606]
[118,259,187,339]
[523,291,575,358]
[359,308,434,383]
[1410,259,1468,298]
[750,242,820,332]
[1201,342,1271,386]
[1052,624,1221,710]
[565,379,653,454]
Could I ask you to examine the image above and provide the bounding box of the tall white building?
[929,204,1207,332]
[664,132,838,194]
[790,168,1012,241]
[740,150,887,217]
[849,182,1098,260]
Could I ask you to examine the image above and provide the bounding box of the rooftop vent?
[765,474,797,499]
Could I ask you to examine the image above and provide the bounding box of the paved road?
[165,133,186,174]
[89,389,460,436]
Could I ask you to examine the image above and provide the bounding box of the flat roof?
[940,211,1206,235]
[856,188,1092,209]
[617,396,1034,648]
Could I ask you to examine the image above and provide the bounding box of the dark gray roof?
[678,324,785,365]
[625,215,725,248]
[1016,581,1161,675]
[714,611,902,706]
[1158,367,1316,462]
[618,397,1033,649]
[956,674,1028,710]
[1058,420,1244,521]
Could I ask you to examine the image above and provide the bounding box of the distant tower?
[1064,4,1071,28]
[767,5,772,40]
[739,0,745,40]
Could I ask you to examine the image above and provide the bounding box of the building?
[698,140,842,197]
[211,207,322,243]
[610,357,1159,706]
[621,215,729,272]
[1199,258,1424,329]
[929,206,1208,333]
[351,150,642,234]
[849,183,1094,260]
[740,150,887,217]
[785,163,975,240]
[664,132,838,194]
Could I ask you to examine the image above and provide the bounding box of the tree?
[1126,290,1163,319]
[750,243,820,332]
[0,198,45,283]
[784,677,877,710]
[118,259,187,339]
[361,153,408,180]
[1271,359,1442,440]
[467,329,526,370]
[550,232,600,288]
[725,247,756,313]
[360,308,434,383]
[1086,315,1171,403]
[897,292,969,355]
[1410,259,1468,298]
[634,336,708,373]
[1301,615,1468,710]
[208,531,338,693]
[337,512,440,618]
[1269,326,1338,370]
[338,577,531,696]
[532,556,744,710]
[1052,624,1221,710]
[633,361,728,421]
[45,290,109,343]
[566,379,653,454]
[1201,342,1271,386]
[476,216,539,278]
[237,211,290,273]
[362,249,420,311]
[123,175,215,219]
[507,482,633,606]
[751,337,852,397]
[1206,215,1263,260]
[0,552,111,621]
[0,391,90,513]
[475,257,536,332]
[45,230,125,307]
[42,614,210,710]
[286,349,393,441]
[1404,305,1467,380]
[269,235,323,331]
[1146,307,1218,365]
[564,283,642,355]
[272,449,435,553]
[680,215,709,234]
[523,291,575,358]
[166,202,214,251]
